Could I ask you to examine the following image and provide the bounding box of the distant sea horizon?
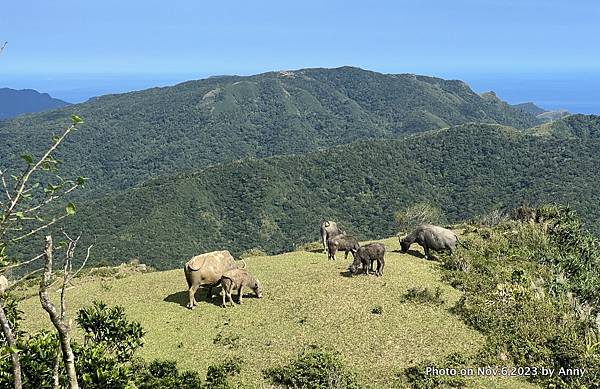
[1,71,599,115]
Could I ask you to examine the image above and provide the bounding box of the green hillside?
[53,119,600,270]
[16,237,535,389]
[529,113,600,138]
[0,67,539,199]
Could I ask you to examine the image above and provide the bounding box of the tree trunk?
[0,301,22,389]
[39,235,79,389]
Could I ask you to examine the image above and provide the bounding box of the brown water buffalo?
[183,250,245,309]
[326,235,359,261]
[220,268,262,308]
[399,224,459,260]
[349,243,385,276]
[320,220,345,253]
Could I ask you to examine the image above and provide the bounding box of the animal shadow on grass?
[402,249,427,260]
[163,288,223,308]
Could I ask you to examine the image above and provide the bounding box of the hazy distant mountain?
[513,102,547,116]
[0,88,70,120]
[511,101,571,123]
[0,66,540,199]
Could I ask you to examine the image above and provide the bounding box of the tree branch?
[0,298,22,389]
[11,214,69,243]
[39,235,79,389]
[1,124,76,237]
[24,184,80,215]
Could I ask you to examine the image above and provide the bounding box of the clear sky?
[2,0,599,75]
[1,0,600,111]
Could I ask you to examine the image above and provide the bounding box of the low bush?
[401,287,444,305]
[264,348,362,389]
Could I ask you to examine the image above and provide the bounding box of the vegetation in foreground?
[13,236,534,388]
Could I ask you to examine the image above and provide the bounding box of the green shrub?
[204,358,243,389]
[264,348,362,389]
[77,300,145,362]
[401,287,444,305]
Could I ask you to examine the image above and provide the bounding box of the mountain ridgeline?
[59,117,600,269]
[0,67,540,198]
[0,88,69,120]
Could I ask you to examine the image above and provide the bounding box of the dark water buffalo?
[183,250,245,309]
[326,235,359,261]
[320,220,345,253]
[349,243,385,276]
[399,224,459,260]
[220,268,262,308]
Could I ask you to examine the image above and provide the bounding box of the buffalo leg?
[377,259,384,276]
[364,259,370,275]
[206,286,213,298]
[222,289,227,308]
[237,286,244,304]
[227,290,235,307]
[187,285,199,309]
[423,245,430,260]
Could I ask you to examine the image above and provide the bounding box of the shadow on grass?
[164,288,223,308]
[401,249,429,259]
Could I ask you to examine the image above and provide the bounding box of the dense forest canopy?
[49,117,600,270]
[0,67,539,199]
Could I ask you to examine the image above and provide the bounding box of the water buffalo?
[327,235,359,261]
[320,220,345,254]
[220,268,262,308]
[183,250,245,309]
[349,243,385,276]
[399,224,459,260]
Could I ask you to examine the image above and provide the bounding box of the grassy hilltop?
[17,237,535,388]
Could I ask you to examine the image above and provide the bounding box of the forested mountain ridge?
[0,88,69,120]
[0,67,540,199]
[54,117,600,270]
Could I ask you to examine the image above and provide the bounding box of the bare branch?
[5,268,44,292]
[0,41,6,55]
[3,253,44,270]
[39,235,79,389]
[24,184,80,215]
[11,214,69,243]
[67,237,95,282]
[0,169,12,203]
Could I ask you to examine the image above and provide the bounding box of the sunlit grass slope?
[17,237,536,388]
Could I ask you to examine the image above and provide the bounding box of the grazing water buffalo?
[220,268,262,308]
[326,235,359,261]
[183,250,245,309]
[399,224,459,260]
[349,243,385,276]
[320,220,345,253]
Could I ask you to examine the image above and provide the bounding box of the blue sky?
[2,0,599,74]
[1,0,600,111]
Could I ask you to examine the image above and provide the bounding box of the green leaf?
[77,176,88,186]
[52,135,61,143]
[14,211,24,219]
[20,154,33,164]
[66,202,77,216]
[71,114,84,125]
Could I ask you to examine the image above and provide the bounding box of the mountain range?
[3,66,599,270]
[0,88,69,120]
[0,67,540,199]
